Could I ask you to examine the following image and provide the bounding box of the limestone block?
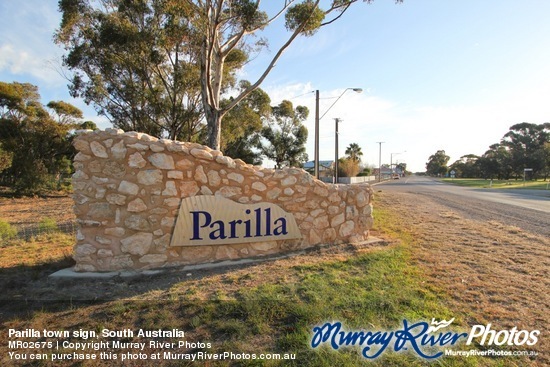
[137,169,163,185]
[161,181,178,196]
[120,232,153,256]
[168,171,184,180]
[330,213,345,228]
[281,175,297,186]
[128,198,148,212]
[106,194,127,206]
[118,181,139,195]
[111,255,134,269]
[124,215,151,231]
[313,216,329,230]
[194,166,208,183]
[190,148,213,161]
[179,181,200,197]
[128,152,147,168]
[267,187,281,199]
[74,243,97,256]
[176,159,194,170]
[111,140,127,160]
[215,186,242,198]
[90,141,108,158]
[97,249,114,257]
[148,153,175,169]
[284,188,294,196]
[127,143,149,151]
[309,229,322,244]
[251,182,267,192]
[201,186,213,195]
[150,143,165,152]
[227,172,244,183]
[339,221,355,237]
[88,203,114,219]
[73,139,91,154]
[207,170,221,187]
[313,185,329,197]
[74,152,91,161]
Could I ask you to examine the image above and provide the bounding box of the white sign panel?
[170,196,302,247]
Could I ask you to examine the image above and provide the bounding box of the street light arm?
[319,88,362,120]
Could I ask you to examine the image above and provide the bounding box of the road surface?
[376,176,550,237]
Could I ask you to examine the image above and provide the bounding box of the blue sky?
[1,1,550,172]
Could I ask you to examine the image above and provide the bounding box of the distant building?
[303,160,334,179]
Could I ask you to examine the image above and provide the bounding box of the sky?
[1,0,550,172]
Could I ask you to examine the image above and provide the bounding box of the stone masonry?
[72,129,374,272]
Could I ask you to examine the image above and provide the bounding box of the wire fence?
[15,221,78,240]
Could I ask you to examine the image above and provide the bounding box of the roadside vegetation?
[426,123,549,180]
[441,178,550,190]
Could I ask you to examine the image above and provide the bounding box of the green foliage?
[38,217,60,234]
[345,142,363,162]
[0,219,17,241]
[56,0,206,141]
[0,81,79,195]
[221,81,271,164]
[285,1,326,36]
[426,150,450,176]
[259,100,309,168]
[453,123,549,180]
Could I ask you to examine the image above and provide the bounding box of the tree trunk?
[206,106,222,151]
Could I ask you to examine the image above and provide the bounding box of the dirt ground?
[0,195,74,229]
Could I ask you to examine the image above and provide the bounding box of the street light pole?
[313,88,362,179]
[377,141,384,182]
[334,118,341,184]
[314,90,320,179]
[390,151,406,177]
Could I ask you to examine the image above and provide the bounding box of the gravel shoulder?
[375,185,549,366]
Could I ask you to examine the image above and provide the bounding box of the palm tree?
[345,143,363,162]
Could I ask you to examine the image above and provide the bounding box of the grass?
[441,178,549,189]
[0,205,506,366]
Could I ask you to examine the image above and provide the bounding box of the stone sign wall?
[71,129,374,272]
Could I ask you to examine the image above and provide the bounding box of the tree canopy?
[426,150,450,176]
[0,81,81,194]
[56,0,402,153]
[258,100,308,169]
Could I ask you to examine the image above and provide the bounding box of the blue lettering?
[273,218,287,235]
[190,211,211,240]
[394,320,442,359]
[209,220,226,240]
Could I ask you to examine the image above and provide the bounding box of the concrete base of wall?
[51,237,384,279]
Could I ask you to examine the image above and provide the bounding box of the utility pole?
[334,118,341,184]
[377,142,384,182]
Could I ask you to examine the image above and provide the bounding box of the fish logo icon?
[427,318,455,333]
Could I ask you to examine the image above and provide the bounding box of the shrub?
[0,219,17,240]
[38,217,59,234]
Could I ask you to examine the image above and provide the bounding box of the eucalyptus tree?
[56,0,216,140]
[259,100,308,169]
[185,0,401,150]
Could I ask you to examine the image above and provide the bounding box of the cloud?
[0,0,65,85]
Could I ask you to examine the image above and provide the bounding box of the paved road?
[376,176,550,237]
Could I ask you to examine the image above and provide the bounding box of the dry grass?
[375,191,549,366]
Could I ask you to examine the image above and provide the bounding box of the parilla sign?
[170,196,302,247]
